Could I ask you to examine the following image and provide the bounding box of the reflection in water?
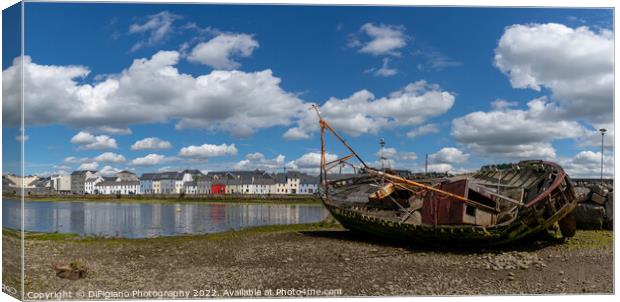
[2,200,328,238]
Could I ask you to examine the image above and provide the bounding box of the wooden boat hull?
[321,161,578,245]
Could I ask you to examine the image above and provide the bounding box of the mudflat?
[2,224,613,298]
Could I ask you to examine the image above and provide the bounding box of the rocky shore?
[572,182,613,229]
[2,223,613,298]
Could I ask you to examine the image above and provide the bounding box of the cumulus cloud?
[70,131,118,150]
[188,33,259,69]
[131,137,172,150]
[286,152,339,175]
[452,98,587,159]
[375,147,417,161]
[131,154,167,166]
[413,48,462,71]
[99,165,122,177]
[282,127,311,140]
[63,156,90,164]
[576,124,614,151]
[93,152,126,163]
[78,162,99,171]
[351,23,408,56]
[129,11,181,51]
[428,147,469,164]
[92,126,133,135]
[287,80,455,138]
[406,123,439,138]
[233,152,285,171]
[421,147,469,174]
[560,151,613,178]
[365,58,398,77]
[179,143,238,158]
[495,23,613,124]
[2,52,304,137]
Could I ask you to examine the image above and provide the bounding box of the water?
[2,199,328,238]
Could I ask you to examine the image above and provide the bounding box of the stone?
[605,191,613,229]
[572,203,606,230]
[591,192,607,205]
[590,184,609,197]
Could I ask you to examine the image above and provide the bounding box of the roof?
[71,170,97,175]
[118,170,136,175]
[158,171,183,180]
[95,180,140,187]
[182,169,204,176]
[300,175,318,185]
[85,176,102,182]
[140,173,159,180]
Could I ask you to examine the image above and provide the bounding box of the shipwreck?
[311,106,578,245]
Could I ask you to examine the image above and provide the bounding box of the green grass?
[566,230,613,250]
[2,221,342,243]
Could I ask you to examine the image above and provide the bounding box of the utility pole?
[599,128,607,184]
[425,154,428,175]
[379,138,386,171]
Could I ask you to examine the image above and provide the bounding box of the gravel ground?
[2,226,613,299]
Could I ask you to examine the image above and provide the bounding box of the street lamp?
[599,128,607,183]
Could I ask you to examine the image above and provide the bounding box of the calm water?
[2,199,328,238]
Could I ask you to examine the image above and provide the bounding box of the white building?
[94,171,140,195]
[51,174,71,193]
[84,176,104,194]
[299,175,318,194]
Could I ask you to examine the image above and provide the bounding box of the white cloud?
[286,152,338,175]
[2,52,304,138]
[129,11,180,51]
[92,126,133,135]
[63,156,90,164]
[179,143,238,158]
[131,154,167,166]
[377,147,398,159]
[413,49,462,71]
[233,152,285,171]
[373,147,417,169]
[288,80,455,138]
[131,137,172,150]
[428,147,469,164]
[366,58,398,77]
[70,131,96,144]
[99,165,122,177]
[576,124,614,151]
[245,152,266,161]
[188,33,259,69]
[560,151,613,178]
[406,123,439,138]
[70,131,117,150]
[452,98,587,159]
[398,152,418,161]
[490,99,518,110]
[93,152,126,163]
[495,23,613,124]
[426,163,454,173]
[78,162,99,171]
[15,134,29,142]
[353,23,407,56]
[282,127,311,140]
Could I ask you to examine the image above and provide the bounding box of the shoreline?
[2,221,341,242]
[2,194,322,205]
[3,224,612,297]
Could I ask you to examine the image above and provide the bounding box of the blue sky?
[2,3,614,178]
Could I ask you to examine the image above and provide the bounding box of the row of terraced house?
[48,169,319,195]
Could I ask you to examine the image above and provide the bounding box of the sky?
[1,2,615,178]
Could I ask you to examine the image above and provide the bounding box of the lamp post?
[599,128,607,183]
